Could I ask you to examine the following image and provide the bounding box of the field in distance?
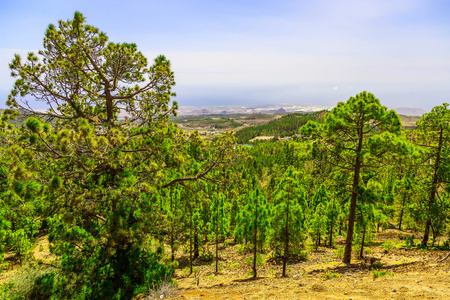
[171,112,421,143]
[171,113,282,135]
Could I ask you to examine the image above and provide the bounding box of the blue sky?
[1,0,449,110]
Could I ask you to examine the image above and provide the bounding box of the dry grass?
[170,229,450,299]
[145,279,178,300]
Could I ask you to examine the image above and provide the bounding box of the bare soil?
[168,230,450,300]
[3,230,450,299]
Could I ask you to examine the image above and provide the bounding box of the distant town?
[177,103,427,116]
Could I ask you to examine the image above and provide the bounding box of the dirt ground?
[167,230,450,300]
[3,230,450,299]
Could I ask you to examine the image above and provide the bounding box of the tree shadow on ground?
[306,259,424,276]
[176,255,222,270]
[233,276,266,283]
[266,254,309,266]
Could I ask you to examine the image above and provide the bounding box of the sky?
[1,0,450,110]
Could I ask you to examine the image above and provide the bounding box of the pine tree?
[310,203,327,251]
[234,187,270,278]
[301,91,410,263]
[309,184,329,250]
[209,191,229,274]
[165,186,184,264]
[414,104,450,246]
[325,193,341,247]
[393,171,413,231]
[4,12,236,299]
[354,184,378,258]
[270,166,306,277]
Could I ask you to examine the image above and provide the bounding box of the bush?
[244,253,264,267]
[371,262,383,270]
[298,251,309,260]
[0,263,56,300]
[334,246,344,259]
[323,272,340,280]
[201,251,214,262]
[29,249,172,300]
[146,277,178,300]
[442,238,450,250]
[405,235,416,248]
[382,240,394,252]
[372,270,394,279]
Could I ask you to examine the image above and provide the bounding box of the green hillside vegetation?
[235,112,324,144]
[398,114,421,129]
[171,114,243,129]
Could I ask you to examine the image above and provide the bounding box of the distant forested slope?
[235,111,325,143]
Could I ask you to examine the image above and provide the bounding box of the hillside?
[234,111,324,144]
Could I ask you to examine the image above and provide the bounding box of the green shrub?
[442,238,450,250]
[382,240,394,252]
[334,246,344,259]
[371,262,383,269]
[298,251,309,260]
[201,251,214,262]
[372,270,394,279]
[323,272,340,280]
[398,233,406,240]
[244,252,264,267]
[405,235,416,248]
[0,264,56,300]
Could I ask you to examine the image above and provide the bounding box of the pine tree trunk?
[171,225,175,262]
[315,232,319,251]
[215,234,219,274]
[253,198,258,278]
[432,225,439,246]
[343,129,363,264]
[329,221,333,247]
[343,170,361,264]
[422,220,431,247]
[189,206,193,276]
[422,128,444,247]
[282,193,290,277]
[253,229,257,278]
[398,193,406,230]
[170,193,175,262]
[359,227,366,259]
[194,228,199,259]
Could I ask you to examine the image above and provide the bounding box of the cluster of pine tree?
[235,112,322,143]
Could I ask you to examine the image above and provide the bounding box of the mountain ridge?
[177,104,427,116]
